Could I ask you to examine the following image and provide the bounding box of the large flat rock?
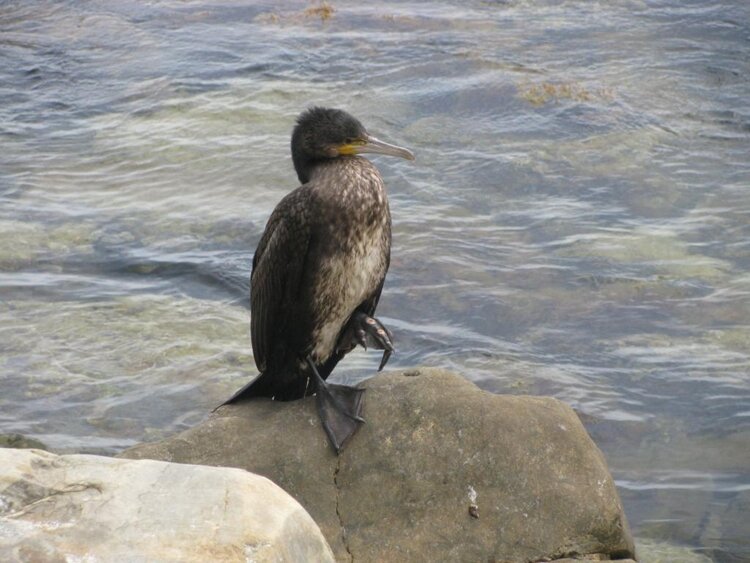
[0,448,334,562]
[121,368,636,562]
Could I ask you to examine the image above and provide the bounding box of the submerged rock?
[121,368,635,562]
[635,539,713,563]
[558,227,730,281]
[0,220,94,270]
[0,434,48,451]
[0,448,334,562]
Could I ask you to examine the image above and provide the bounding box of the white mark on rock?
[467,485,477,504]
[467,485,479,519]
[245,542,272,562]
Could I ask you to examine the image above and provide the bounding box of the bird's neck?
[292,153,316,184]
[309,157,387,205]
[310,157,391,246]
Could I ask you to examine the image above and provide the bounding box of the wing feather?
[250,188,311,372]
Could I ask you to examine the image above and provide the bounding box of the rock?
[121,368,635,562]
[0,448,334,562]
[554,559,637,563]
[0,434,48,450]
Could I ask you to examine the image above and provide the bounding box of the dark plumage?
[220,107,414,452]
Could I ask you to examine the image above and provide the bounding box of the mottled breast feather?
[305,157,391,363]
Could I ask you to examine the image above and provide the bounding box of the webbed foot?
[337,311,394,371]
[307,357,365,454]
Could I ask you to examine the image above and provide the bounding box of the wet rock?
[120,368,635,562]
[0,448,334,562]
[554,558,636,563]
[0,434,48,451]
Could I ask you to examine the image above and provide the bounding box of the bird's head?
[291,106,414,184]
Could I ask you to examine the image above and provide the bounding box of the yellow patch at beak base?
[336,140,366,155]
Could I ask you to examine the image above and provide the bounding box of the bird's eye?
[344,138,354,144]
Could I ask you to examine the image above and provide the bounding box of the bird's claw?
[336,311,395,370]
[355,328,368,350]
[361,316,394,350]
[359,315,394,371]
[378,349,392,371]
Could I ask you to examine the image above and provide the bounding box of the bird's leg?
[306,356,365,454]
[336,311,395,371]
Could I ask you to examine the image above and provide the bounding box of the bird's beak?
[339,135,415,161]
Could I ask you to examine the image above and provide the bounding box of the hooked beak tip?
[358,134,415,162]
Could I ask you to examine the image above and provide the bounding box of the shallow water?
[1,0,749,560]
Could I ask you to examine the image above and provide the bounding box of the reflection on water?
[1,0,748,560]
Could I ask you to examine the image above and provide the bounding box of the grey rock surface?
[121,368,635,562]
[0,448,334,562]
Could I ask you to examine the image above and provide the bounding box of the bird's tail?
[214,371,276,410]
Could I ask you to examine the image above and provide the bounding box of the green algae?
[517,80,615,106]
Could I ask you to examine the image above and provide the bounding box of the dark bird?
[220,107,414,453]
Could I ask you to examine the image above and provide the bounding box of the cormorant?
[220,107,414,453]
